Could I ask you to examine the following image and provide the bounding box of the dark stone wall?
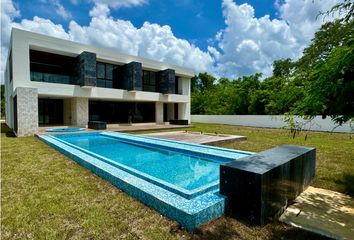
[157,69,175,94]
[220,145,316,225]
[121,62,142,91]
[76,51,97,87]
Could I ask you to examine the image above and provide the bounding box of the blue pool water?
[40,132,253,230]
[46,127,85,132]
[55,134,220,191]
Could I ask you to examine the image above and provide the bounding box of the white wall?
[191,115,353,133]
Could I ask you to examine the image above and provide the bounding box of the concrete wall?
[191,115,353,133]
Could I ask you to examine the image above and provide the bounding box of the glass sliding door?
[89,101,155,123]
[38,99,64,126]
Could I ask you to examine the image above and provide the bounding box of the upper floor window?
[96,62,117,88]
[143,70,156,92]
[9,50,13,82]
[29,50,76,85]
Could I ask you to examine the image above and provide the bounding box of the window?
[175,76,179,94]
[9,50,13,82]
[97,63,105,79]
[96,62,117,88]
[143,70,156,92]
[29,50,76,85]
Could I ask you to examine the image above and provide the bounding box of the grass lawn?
[2,122,352,239]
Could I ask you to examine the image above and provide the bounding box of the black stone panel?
[220,145,316,225]
[157,69,175,94]
[76,51,97,87]
[121,62,142,91]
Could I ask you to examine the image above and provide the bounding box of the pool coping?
[102,131,253,161]
[38,133,226,230]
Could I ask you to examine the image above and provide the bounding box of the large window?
[89,101,155,123]
[143,70,156,92]
[175,76,179,94]
[38,99,63,126]
[96,62,117,88]
[9,50,13,82]
[30,50,76,85]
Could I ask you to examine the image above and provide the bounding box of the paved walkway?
[143,131,246,145]
[280,186,354,240]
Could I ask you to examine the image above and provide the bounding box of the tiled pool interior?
[39,131,253,230]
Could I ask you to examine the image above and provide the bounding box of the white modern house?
[4,28,193,136]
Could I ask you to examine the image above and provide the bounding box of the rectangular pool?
[39,131,253,230]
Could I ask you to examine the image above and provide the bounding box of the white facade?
[4,28,193,136]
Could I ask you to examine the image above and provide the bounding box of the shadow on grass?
[190,217,329,240]
[1,122,16,137]
[332,173,354,197]
[343,173,354,197]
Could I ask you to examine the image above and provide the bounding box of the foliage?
[322,0,354,23]
[191,12,354,127]
[290,20,354,125]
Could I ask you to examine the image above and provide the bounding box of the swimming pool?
[46,127,86,132]
[39,131,253,229]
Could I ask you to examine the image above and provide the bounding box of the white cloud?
[210,0,340,79]
[13,17,69,39]
[1,0,20,83]
[91,0,148,9]
[0,0,213,83]
[53,0,72,20]
[0,0,343,83]
[277,0,340,44]
[89,3,110,17]
[67,16,214,72]
[38,0,72,20]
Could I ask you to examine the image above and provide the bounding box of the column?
[178,102,191,124]
[155,102,164,124]
[157,69,175,94]
[76,51,97,87]
[167,103,175,121]
[121,62,142,91]
[15,87,38,136]
[71,98,89,127]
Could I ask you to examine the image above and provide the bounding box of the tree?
[272,58,294,77]
[290,19,354,125]
[322,0,354,23]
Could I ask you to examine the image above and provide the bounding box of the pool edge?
[38,134,225,230]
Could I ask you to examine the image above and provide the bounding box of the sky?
[1,0,342,83]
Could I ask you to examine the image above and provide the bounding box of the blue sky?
[1,0,340,81]
[16,0,279,51]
